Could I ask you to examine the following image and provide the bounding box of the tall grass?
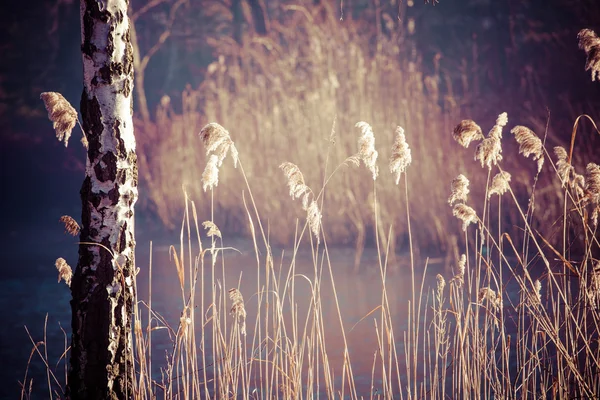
[26,105,600,398]
[135,1,512,265]
[24,11,600,399]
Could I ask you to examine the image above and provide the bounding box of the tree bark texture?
[69,0,137,399]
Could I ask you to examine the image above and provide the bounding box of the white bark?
[69,0,137,398]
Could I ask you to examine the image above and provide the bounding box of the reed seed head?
[511,125,544,172]
[478,287,502,311]
[488,171,511,198]
[199,122,239,167]
[436,274,446,298]
[578,29,600,81]
[202,220,222,238]
[202,154,220,191]
[452,203,478,231]
[554,146,572,186]
[458,254,466,276]
[60,215,80,236]
[229,288,247,336]
[534,280,542,304]
[55,257,72,287]
[389,126,412,184]
[584,163,600,204]
[453,119,484,148]
[475,112,507,169]
[307,200,322,244]
[40,92,78,147]
[280,162,311,209]
[448,174,470,206]
[355,121,379,180]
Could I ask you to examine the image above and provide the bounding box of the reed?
[22,18,600,400]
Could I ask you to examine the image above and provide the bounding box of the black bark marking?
[118,222,127,253]
[80,94,102,162]
[114,119,125,154]
[81,0,111,58]
[122,29,134,98]
[106,25,115,57]
[94,152,117,183]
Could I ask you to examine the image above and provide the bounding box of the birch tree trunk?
[69,0,137,398]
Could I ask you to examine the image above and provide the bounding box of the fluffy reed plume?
[554,146,573,186]
[475,113,507,169]
[511,126,544,172]
[199,122,239,167]
[179,308,191,338]
[202,221,222,238]
[355,121,379,180]
[389,126,412,184]
[60,215,80,236]
[458,254,466,276]
[55,257,72,287]
[451,254,467,286]
[202,154,220,191]
[478,287,502,311]
[448,174,470,206]
[488,171,511,198]
[279,162,321,243]
[40,92,78,147]
[453,119,484,148]
[584,163,600,204]
[280,162,311,208]
[534,279,542,304]
[436,274,446,298]
[589,262,600,308]
[452,203,478,231]
[578,29,600,81]
[229,288,247,336]
[306,200,322,244]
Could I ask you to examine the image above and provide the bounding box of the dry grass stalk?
[202,154,220,191]
[59,215,80,236]
[228,288,247,336]
[389,126,412,184]
[578,29,600,81]
[40,92,78,147]
[488,171,511,198]
[55,257,72,287]
[453,119,484,148]
[475,113,507,169]
[511,126,544,172]
[355,121,379,180]
[448,174,470,206]
[202,221,222,238]
[452,203,478,231]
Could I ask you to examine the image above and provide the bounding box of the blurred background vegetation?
[2,0,599,263]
